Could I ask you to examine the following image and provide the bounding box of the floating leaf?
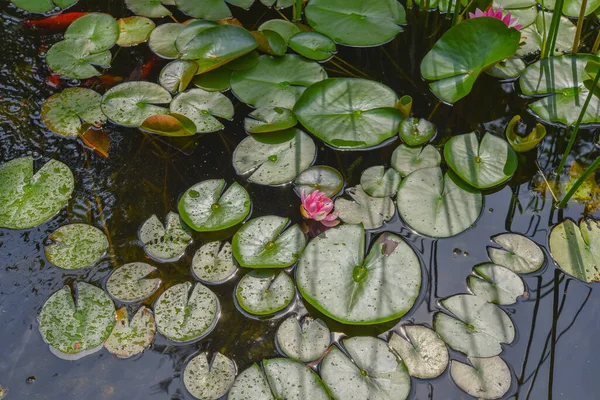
[183,352,236,400]
[139,212,192,262]
[117,16,155,47]
[101,82,171,127]
[170,88,234,133]
[493,0,537,28]
[487,233,545,274]
[45,223,108,270]
[391,144,441,177]
[176,0,232,20]
[360,166,401,198]
[148,23,184,59]
[12,0,77,12]
[192,242,237,284]
[549,218,600,282]
[46,40,111,79]
[193,68,232,92]
[159,60,198,93]
[451,356,511,400]
[104,307,156,359]
[536,0,600,18]
[293,165,344,197]
[80,128,110,158]
[125,0,172,18]
[485,56,526,79]
[505,115,547,153]
[106,262,161,303]
[64,13,119,53]
[140,113,197,136]
[398,117,435,146]
[288,31,336,61]
[236,270,295,315]
[276,315,330,362]
[41,88,105,137]
[262,358,329,399]
[388,326,448,379]
[468,263,525,305]
[252,30,287,56]
[258,19,301,43]
[334,185,395,229]
[244,106,297,134]
[228,363,273,400]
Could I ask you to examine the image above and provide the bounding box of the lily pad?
[468,263,525,305]
[38,283,115,357]
[420,17,521,103]
[193,68,232,92]
[228,363,273,400]
[154,281,220,342]
[41,88,105,137]
[183,352,236,400]
[46,40,111,79]
[106,262,161,303]
[258,19,301,43]
[360,166,402,198]
[148,23,184,59]
[139,212,192,262]
[263,358,329,399]
[101,82,171,127]
[293,165,344,197]
[288,32,336,61]
[321,336,411,400]
[388,326,448,379]
[192,242,237,284]
[334,185,395,229]
[45,224,108,270]
[391,144,441,176]
[140,113,197,137]
[231,54,327,109]
[159,60,198,93]
[104,307,156,359]
[536,0,600,18]
[232,128,316,185]
[0,157,74,230]
[235,270,295,315]
[451,356,511,400]
[276,315,330,362]
[434,294,515,357]
[487,233,545,274]
[64,13,118,53]
[176,0,232,20]
[549,218,600,282]
[505,115,547,153]
[170,89,234,133]
[252,30,287,56]
[444,132,518,189]
[485,56,527,80]
[398,117,435,146]
[297,226,421,325]
[11,0,77,12]
[232,215,306,268]
[117,16,155,47]
[244,107,297,134]
[125,0,172,18]
[294,78,402,150]
[493,0,537,28]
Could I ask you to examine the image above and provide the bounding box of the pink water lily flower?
[469,8,522,30]
[300,190,340,227]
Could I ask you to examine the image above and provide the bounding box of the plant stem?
[542,0,566,58]
[293,0,302,21]
[451,0,461,26]
[572,0,588,54]
[557,155,600,208]
[592,30,600,53]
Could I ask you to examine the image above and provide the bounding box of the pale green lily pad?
[485,56,526,79]
[391,144,441,177]
[170,89,234,133]
[276,315,330,362]
[468,263,525,305]
[139,212,192,262]
[536,0,600,18]
[549,218,600,282]
[294,78,402,150]
[11,0,77,12]
[232,128,316,185]
[117,16,155,47]
[360,166,401,198]
[125,0,172,18]
[104,307,156,359]
[399,117,435,146]
[193,68,232,92]
[236,270,295,315]
[321,336,411,400]
[148,23,184,59]
[38,283,115,357]
[258,19,301,43]
[488,233,544,274]
[451,356,511,400]
[176,0,232,20]
[232,216,306,268]
[106,262,161,303]
[289,31,336,61]
[297,226,421,325]
[518,13,576,56]
[293,165,344,197]
[154,281,220,342]
[64,13,118,53]
[388,326,448,379]
[101,82,171,127]
[192,242,237,284]
[0,157,74,230]
[263,358,329,399]
[41,88,105,137]
[228,363,273,400]
[434,294,515,357]
[244,107,297,134]
[334,185,395,229]
[45,223,108,270]
[159,60,198,93]
[46,40,111,80]
[183,352,236,400]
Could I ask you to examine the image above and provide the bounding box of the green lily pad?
[154,281,220,342]
[468,263,525,305]
[139,212,192,262]
[321,336,411,400]
[258,19,301,43]
[305,0,405,47]
[518,12,576,56]
[288,31,336,61]
[106,262,161,303]
[183,352,236,400]
[262,358,329,399]
[117,16,155,47]
[388,326,449,379]
[397,167,482,238]
[232,128,316,185]
[11,0,77,12]
[549,218,600,282]
[434,294,515,357]
[334,185,395,229]
[294,78,402,150]
[420,17,521,103]
[148,23,184,59]
[360,166,402,198]
[176,0,232,20]
[104,307,156,359]
[536,0,600,17]
[505,115,547,153]
[485,56,526,80]
[101,82,171,127]
[297,226,421,325]
[261,0,294,7]
[228,363,273,400]
[252,30,287,56]
[45,224,108,270]
[293,165,344,197]
[236,270,295,315]
[276,315,330,362]
[244,107,297,134]
[391,144,441,177]
[488,233,545,274]
[0,157,74,230]
[140,113,197,137]
[444,132,518,189]
[451,356,511,400]
[170,89,234,133]
[64,13,118,53]
[398,117,435,146]
[38,283,115,357]
[492,0,537,28]
[125,0,172,18]
[232,216,306,268]
[231,54,327,109]
[46,40,111,80]
[192,242,237,284]
[193,68,232,92]
[159,60,198,93]
[41,88,105,137]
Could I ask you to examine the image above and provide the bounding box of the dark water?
[1,1,599,399]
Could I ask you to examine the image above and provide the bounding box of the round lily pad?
[388,326,448,379]
[179,179,251,232]
[46,40,111,80]
[0,157,74,230]
[468,263,525,305]
[64,13,119,53]
[159,60,198,93]
[236,270,295,316]
[104,306,156,359]
[252,30,287,56]
[228,363,273,400]
[183,352,236,400]
[488,233,545,274]
[192,242,237,284]
[101,82,171,127]
[549,218,600,283]
[334,185,395,229]
[232,216,306,268]
[117,16,155,47]
[12,0,77,13]
[262,358,329,399]
[244,107,297,134]
[176,0,232,20]
[398,117,435,146]
[45,223,108,270]
[154,281,220,342]
[294,78,402,150]
[175,20,220,55]
[106,262,161,303]
[193,68,232,92]
[258,19,301,43]
[444,132,518,189]
[297,226,421,325]
[41,88,105,137]
[451,356,511,400]
[276,315,330,362]
[517,12,576,56]
[148,23,184,59]
[288,31,336,61]
[140,113,197,137]
[391,144,441,177]
[293,165,344,198]
[139,212,192,263]
[125,0,172,18]
[396,167,482,238]
[485,56,526,80]
[170,89,234,133]
[38,283,115,357]
[360,166,401,198]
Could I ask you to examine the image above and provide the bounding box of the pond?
[1,0,600,399]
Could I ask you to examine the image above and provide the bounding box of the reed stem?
[592,30,600,53]
[572,0,588,54]
[542,0,565,58]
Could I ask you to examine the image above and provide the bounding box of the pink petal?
[321,218,340,228]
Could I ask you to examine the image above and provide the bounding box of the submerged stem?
[557,156,600,208]
[572,0,588,54]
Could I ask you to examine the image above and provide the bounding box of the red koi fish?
[46,74,61,88]
[24,12,88,31]
[81,74,124,90]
